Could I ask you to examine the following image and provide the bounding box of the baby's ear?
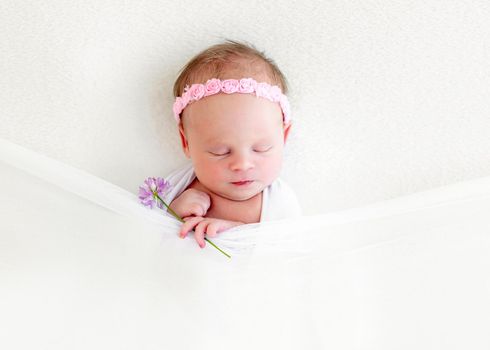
[178,124,191,158]
[283,122,292,144]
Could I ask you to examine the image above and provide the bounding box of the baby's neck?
[187,178,262,224]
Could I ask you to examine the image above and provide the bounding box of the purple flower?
[138,177,172,209]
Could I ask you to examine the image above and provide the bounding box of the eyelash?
[210,147,272,156]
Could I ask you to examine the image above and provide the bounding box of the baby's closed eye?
[253,146,272,152]
[209,150,230,156]
[208,146,272,157]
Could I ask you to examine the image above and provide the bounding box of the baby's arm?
[169,188,211,218]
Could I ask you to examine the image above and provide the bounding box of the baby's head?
[172,40,292,202]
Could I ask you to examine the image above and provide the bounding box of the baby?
[162,39,302,248]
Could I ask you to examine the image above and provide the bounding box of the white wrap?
[1,137,490,350]
[161,162,303,222]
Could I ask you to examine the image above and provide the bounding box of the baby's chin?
[211,183,266,202]
[214,189,260,202]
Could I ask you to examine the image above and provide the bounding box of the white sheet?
[1,137,490,349]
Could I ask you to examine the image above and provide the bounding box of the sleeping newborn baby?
[162,40,302,248]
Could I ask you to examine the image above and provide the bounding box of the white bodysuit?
[161,162,302,222]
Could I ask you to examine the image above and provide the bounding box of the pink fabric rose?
[239,78,257,93]
[255,82,272,100]
[221,79,240,94]
[188,83,206,101]
[205,79,222,96]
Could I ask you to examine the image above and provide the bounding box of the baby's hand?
[169,188,211,218]
[179,216,244,248]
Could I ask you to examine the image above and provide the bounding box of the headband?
[172,78,291,124]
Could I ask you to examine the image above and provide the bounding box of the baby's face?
[179,93,291,201]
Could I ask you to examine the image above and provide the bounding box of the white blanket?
[1,137,489,350]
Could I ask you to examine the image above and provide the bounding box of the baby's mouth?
[231,180,254,186]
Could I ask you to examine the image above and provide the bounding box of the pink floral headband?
[172,78,291,124]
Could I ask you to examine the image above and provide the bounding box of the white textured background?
[1,0,489,215]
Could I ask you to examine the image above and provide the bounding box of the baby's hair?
[173,39,289,99]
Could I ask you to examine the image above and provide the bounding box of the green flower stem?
[156,195,185,223]
[155,194,231,258]
[202,238,231,258]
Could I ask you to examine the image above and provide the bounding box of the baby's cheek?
[261,156,283,183]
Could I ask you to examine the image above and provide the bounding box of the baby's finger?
[180,216,204,238]
[205,222,220,237]
[194,221,209,248]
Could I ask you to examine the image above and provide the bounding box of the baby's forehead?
[185,118,281,147]
[190,125,279,143]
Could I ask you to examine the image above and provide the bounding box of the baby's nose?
[229,153,254,172]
